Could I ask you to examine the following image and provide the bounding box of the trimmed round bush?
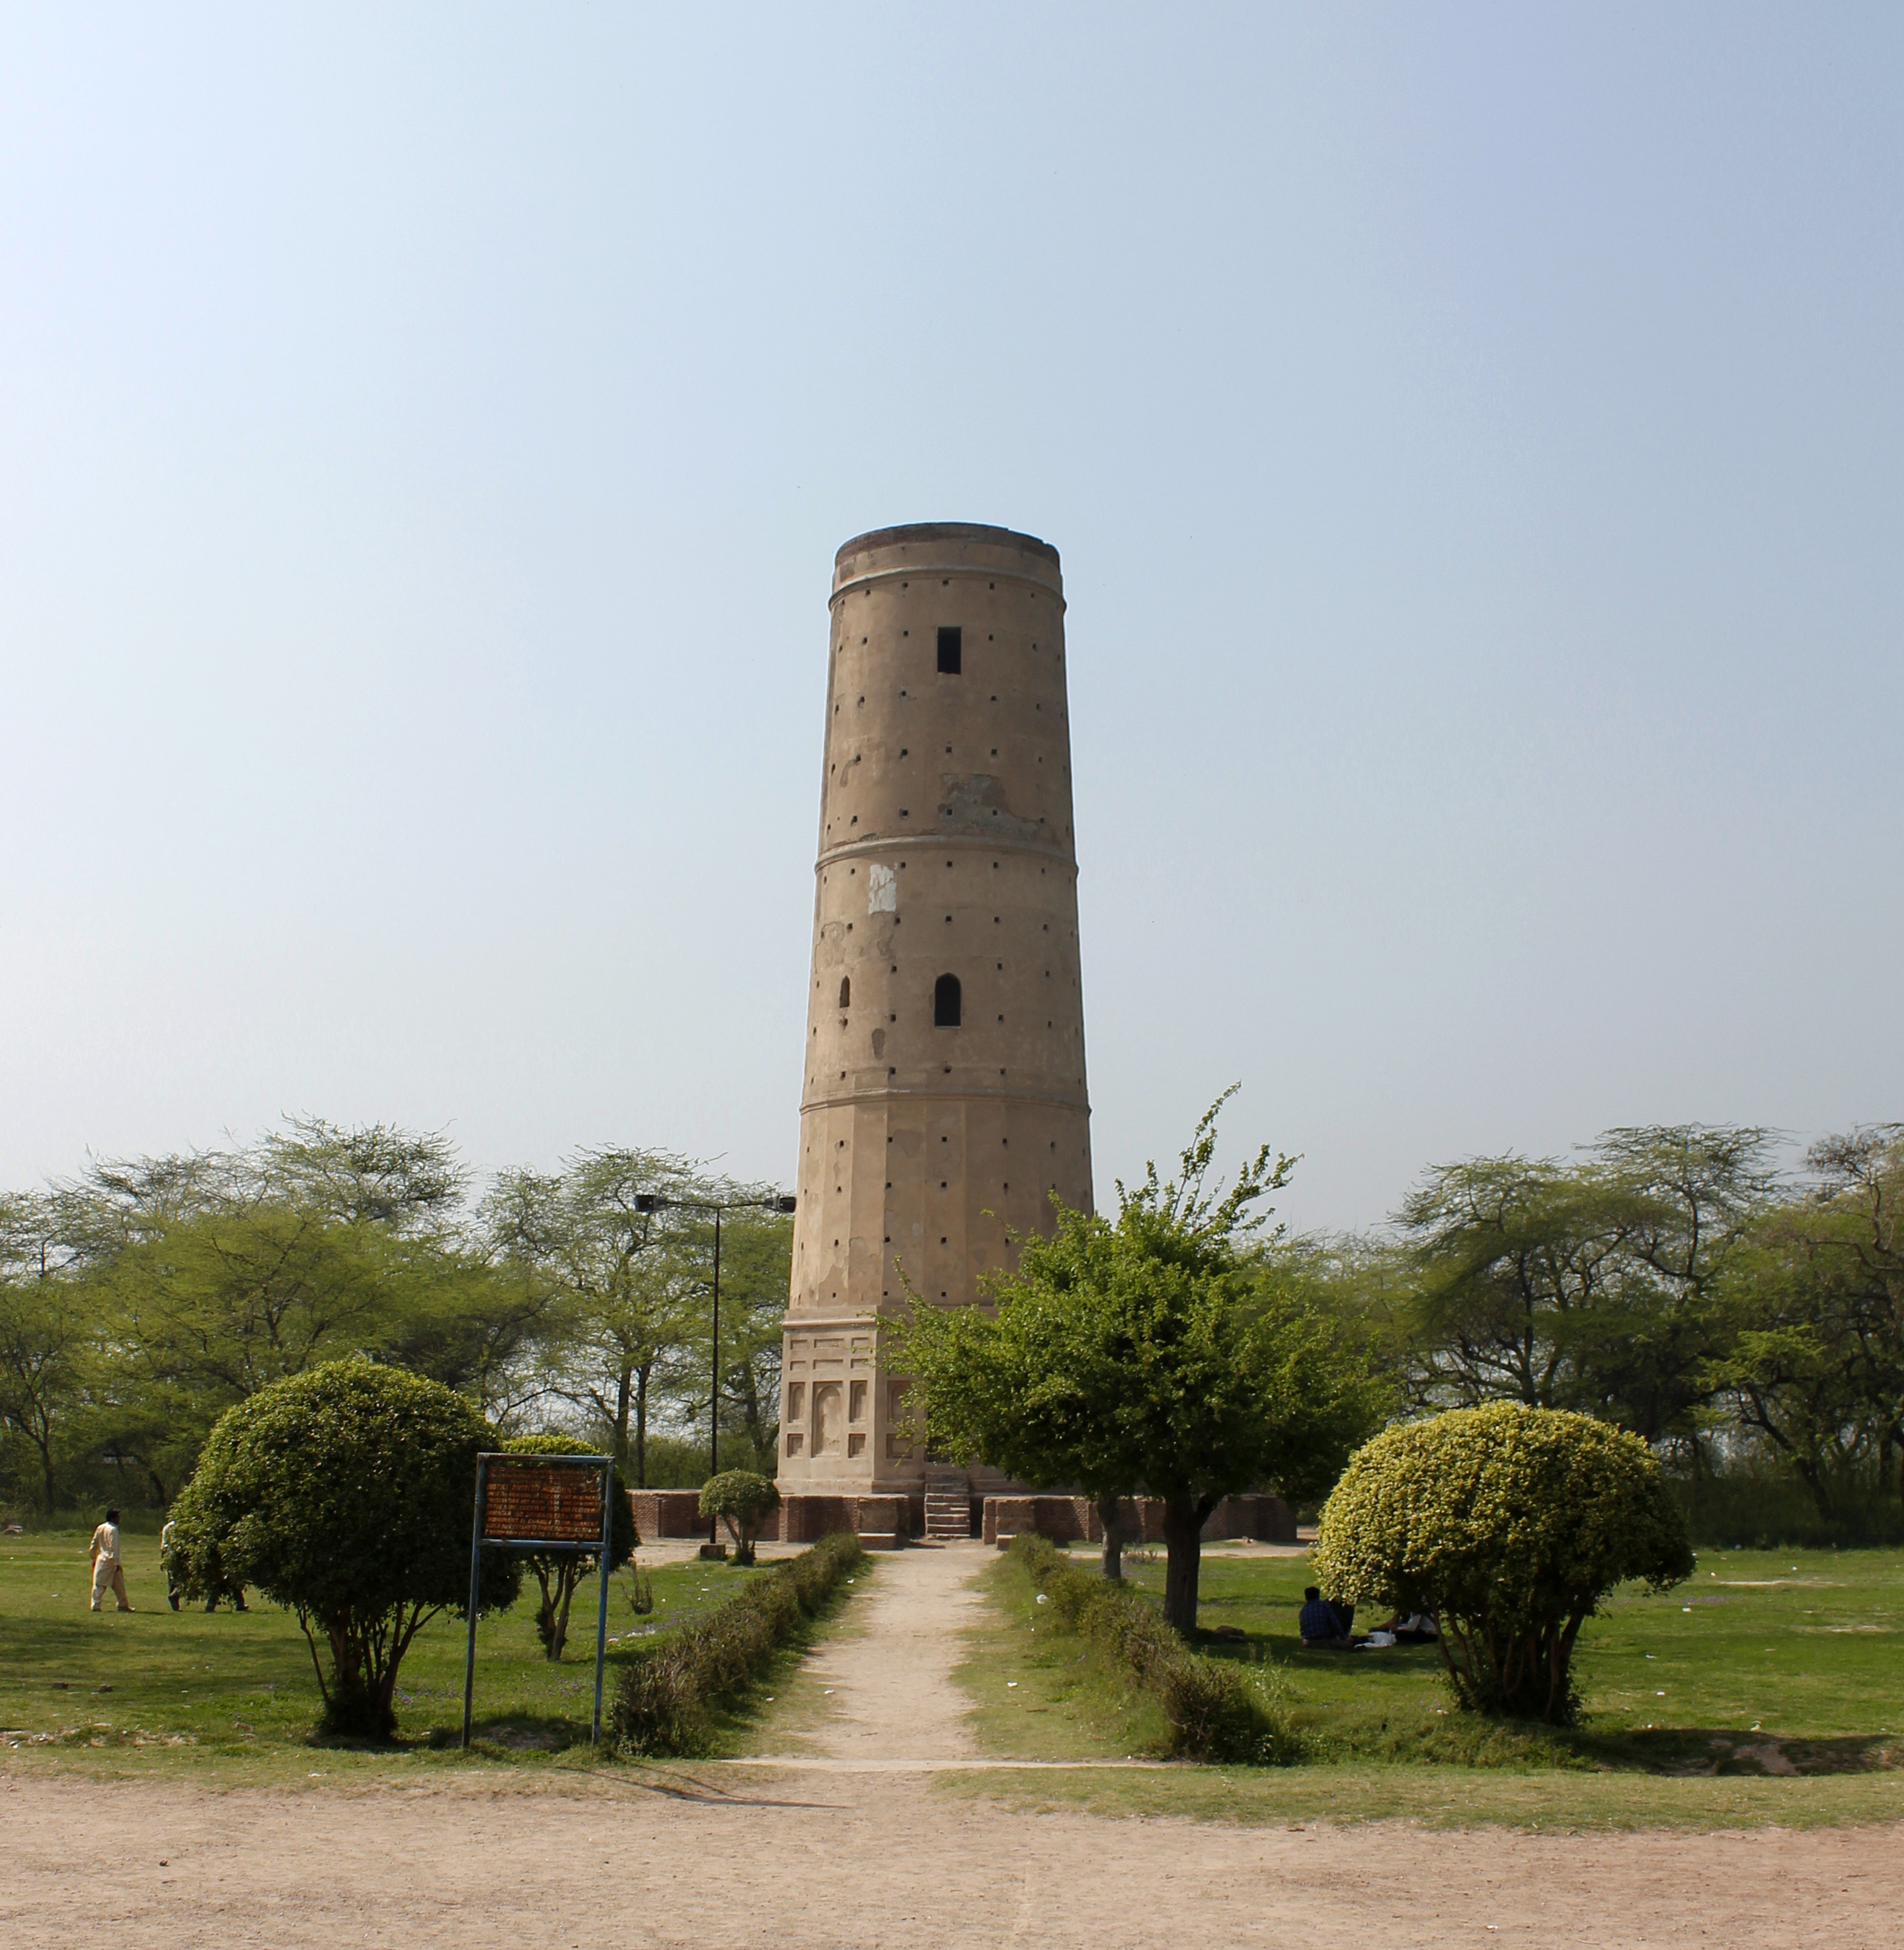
[168,1360,519,1737]
[698,1469,781,1566]
[1313,1402,1693,1724]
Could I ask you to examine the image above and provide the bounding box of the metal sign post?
[461,1452,618,1751]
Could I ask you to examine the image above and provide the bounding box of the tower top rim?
[834,522,1060,569]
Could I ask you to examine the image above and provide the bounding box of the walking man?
[89,1508,134,1612]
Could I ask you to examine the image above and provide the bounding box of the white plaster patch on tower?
[868,863,897,913]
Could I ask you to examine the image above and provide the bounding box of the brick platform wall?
[629,1490,919,1548]
[629,1489,707,1539]
[984,1492,1296,1548]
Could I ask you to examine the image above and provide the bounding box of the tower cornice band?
[814,832,1079,874]
[830,564,1068,611]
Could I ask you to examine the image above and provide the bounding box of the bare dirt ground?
[7,1541,1903,1947]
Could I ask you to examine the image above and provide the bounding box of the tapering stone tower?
[779,523,1092,1510]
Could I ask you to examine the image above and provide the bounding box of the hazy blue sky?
[3,6,1899,1233]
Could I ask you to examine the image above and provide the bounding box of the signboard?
[481,1460,605,1545]
[463,1453,616,1750]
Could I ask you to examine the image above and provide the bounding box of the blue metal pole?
[461,1455,489,1752]
[708,1205,722,1545]
[592,1457,614,1746]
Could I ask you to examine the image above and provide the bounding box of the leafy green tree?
[1314,1402,1693,1723]
[502,1432,637,1657]
[897,1092,1386,1629]
[1716,1127,1904,1518]
[1399,1154,1641,1410]
[0,1193,93,1510]
[487,1156,792,1484]
[484,1150,705,1482]
[54,1121,544,1494]
[699,1469,781,1564]
[1589,1126,1778,1446]
[167,1360,519,1736]
[1396,1127,1772,1444]
[73,1125,483,1474]
[689,1203,793,1477]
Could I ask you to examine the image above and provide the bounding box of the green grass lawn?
[945,1542,1904,1828]
[1140,1543,1904,1760]
[0,1527,792,1781]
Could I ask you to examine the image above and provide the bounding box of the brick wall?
[984,1492,1296,1547]
[629,1489,706,1539]
[629,1489,918,1548]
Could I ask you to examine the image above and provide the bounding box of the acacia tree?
[1716,1127,1904,1517]
[1589,1126,1777,1445]
[73,1121,512,1486]
[1398,1155,1637,1410]
[0,1193,92,1510]
[485,1150,705,1483]
[690,1203,793,1476]
[896,1092,1386,1629]
[1396,1127,1772,1445]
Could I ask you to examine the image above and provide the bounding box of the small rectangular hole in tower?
[937,626,963,674]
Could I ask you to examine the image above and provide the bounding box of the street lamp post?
[635,1189,797,1549]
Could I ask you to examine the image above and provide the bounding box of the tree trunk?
[1796,1454,1834,1522]
[613,1363,633,1466]
[634,1361,653,1487]
[39,1438,56,1514]
[551,1561,579,1659]
[1161,1494,1213,1632]
[531,1564,559,1656]
[1096,1494,1126,1581]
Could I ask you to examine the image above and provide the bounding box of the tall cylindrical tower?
[778,522,1092,1504]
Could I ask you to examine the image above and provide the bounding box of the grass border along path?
[988,1536,1296,1762]
[951,1542,1904,1830]
[612,1531,865,1756]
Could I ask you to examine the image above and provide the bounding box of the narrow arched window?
[933,973,961,1027]
[838,976,851,1008]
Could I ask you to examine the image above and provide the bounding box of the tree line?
[0,1119,791,1516]
[4,1113,1898,1541]
[1317,1123,1904,1534]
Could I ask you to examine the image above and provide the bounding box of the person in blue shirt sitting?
[1298,1584,1362,1648]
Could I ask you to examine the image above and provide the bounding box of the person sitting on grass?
[1375,1607,1439,1644]
[1298,1584,1361,1648]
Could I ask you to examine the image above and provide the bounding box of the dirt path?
[7,1545,1903,1943]
[5,1770,1901,1947]
[758,1539,984,1763]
